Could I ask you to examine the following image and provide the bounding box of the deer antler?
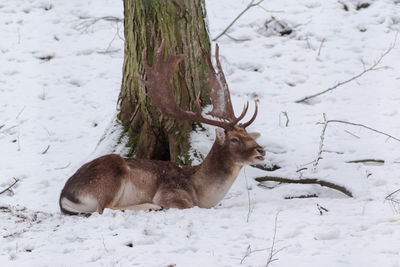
[203,44,258,129]
[141,40,257,130]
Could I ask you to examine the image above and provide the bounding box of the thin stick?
[296,34,397,103]
[344,130,360,139]
[54,163,71,170]
[281,111,289,127]
[41,145,50,154]
[313,113,327,170]
[240,245,268,264]
[213,0,264,41]
[0,178,19,195]
[255,176,353,197]
[266,212,280,267]
[346,159,384,164]
[244,168,252,223]
[317,38,325,57]
[16,106,26,120]
[285,194,318,199]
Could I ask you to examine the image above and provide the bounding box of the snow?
[1,0,400,266]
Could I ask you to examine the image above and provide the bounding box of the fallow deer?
[59,41,265,215]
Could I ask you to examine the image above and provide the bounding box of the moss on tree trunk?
[118,0,211,164]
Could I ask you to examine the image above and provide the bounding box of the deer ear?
[215,128,226,145]
[249,132,260,140]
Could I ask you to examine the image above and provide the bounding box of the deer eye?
[230,138,239,143]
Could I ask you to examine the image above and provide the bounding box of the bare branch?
[0,178,19,195]
[213,0,264,41]
[385,189,400,213]
[244,168,252,223]
[317,38,326,57]
[346,159,384,164]
[310,116,399,169]
[313,113,327,170]
[326,119,400,143]
[255,175,353,197]
[296,34,397,103]
[280,111,289,127]
[344,129,360,139]
[285,194,318,199]
[41,145,50,154]
[266,212,280,267]
[240,245,268,264]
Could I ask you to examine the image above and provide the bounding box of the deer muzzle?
[255,147,265,161]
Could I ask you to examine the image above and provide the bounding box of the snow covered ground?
[1,0,400,266]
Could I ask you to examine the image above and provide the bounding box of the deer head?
[141,40,265,165]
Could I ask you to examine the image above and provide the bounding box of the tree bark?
[119,0,211,163]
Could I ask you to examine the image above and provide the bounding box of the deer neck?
[192,142,243,208]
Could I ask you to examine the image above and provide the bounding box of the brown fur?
[59,127,265,215]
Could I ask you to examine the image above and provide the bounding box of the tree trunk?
[118,0,211,164]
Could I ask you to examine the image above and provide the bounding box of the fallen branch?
[255,175,353,197]
[213,0,264,41]
[296,34,397,103]
[346,159,384,164]
[0,178,19,195]
[285,194,318,199]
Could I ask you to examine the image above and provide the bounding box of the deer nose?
[256,147,265,156]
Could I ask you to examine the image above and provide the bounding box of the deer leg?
[107,203,163,212]
[153,189,195,209]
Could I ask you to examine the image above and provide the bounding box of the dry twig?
[385,189,400,213]
[280,111,289,127]
[313,113,328,170]
[255,176,353,197]
[244,168,253,222]
[346,159,384,164]
[266,212,283,267]
[317,38,326,57]
[41,145,50,154]
[213,0,265,41]
[0,178,20,195]
[296,34,397,103]
[240,245,267,264]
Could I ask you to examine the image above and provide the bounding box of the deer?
[59,41,265,215]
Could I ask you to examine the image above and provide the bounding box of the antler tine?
[240,101,258,128]
[228,101,249,126]
[204,44,236,122]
